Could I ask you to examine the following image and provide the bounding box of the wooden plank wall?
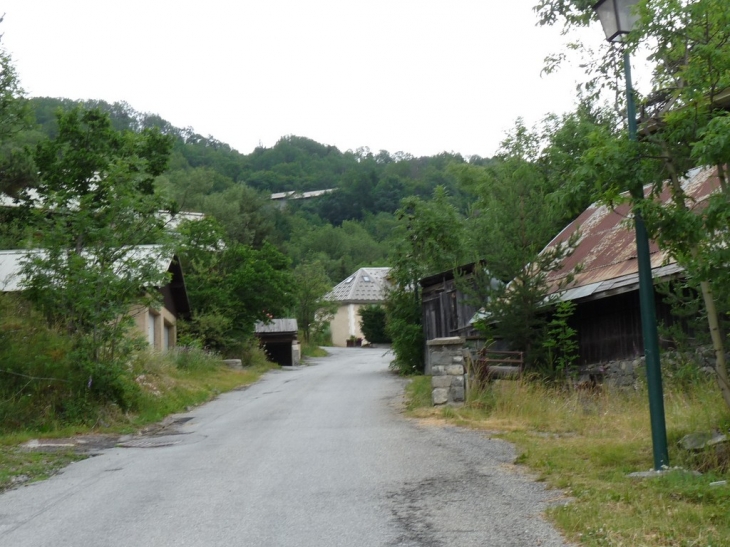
[571,290,677,365]
[421,278,481,341]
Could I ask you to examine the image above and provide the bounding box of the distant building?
[270,188,337,208]
[326,267,391,347]
[254,318,300,366]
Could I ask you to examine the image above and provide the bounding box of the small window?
[363,276,371,282]
[345,277,354,283]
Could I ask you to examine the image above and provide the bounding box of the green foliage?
[179,218,295,352]
[299,336,329,358]
[285,219,388,282]
[170,346,220,372]
[404,375,433,410]
[16,107,174,379]
[384,288,424,375]
[542,300,579,377]
[0,28,37,197]
[537,0,730,407]
[292,260,336,344]
[358,305,390,344]
[0,294,140,431]
[458,122,579,365]
[385,187,467,374]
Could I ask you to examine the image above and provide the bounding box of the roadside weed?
[405,376,730,546]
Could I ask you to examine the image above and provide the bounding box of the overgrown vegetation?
[405,375,730,546]
[0,341,276,492]
[0,292,274,433]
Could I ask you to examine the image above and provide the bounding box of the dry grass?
[405,376,730,547]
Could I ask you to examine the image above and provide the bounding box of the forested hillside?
[16,97,487,281]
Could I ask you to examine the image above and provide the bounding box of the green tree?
[292,260,336,344]
[536,0,730,406]
[178,218,295,352]
[386,187,467,374]
[455,121,578,366]
[0,26,36,197]
[358,305,390,344]
[18,107,174,405]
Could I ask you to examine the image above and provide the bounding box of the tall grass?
[0,292,276,434]
[406,375,730,546]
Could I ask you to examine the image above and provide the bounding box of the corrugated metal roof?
[543,166,719,301]
[270,189,336,201]
[0,245,173,293]
[326,267,391,303]
[255,318,298,334]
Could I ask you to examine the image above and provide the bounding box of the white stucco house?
[326,267,390,347]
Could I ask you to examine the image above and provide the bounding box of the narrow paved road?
[0,348,571,547]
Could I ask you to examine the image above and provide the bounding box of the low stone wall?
[427,337,466,405]
[583,347,716,388]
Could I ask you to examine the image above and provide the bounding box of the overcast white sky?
[1,0,603,158]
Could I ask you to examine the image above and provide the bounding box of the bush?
[172,346,221,372]
[384,289,424,374]
[358,305,391,344]
[0,294,140,431]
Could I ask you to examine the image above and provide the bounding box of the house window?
[148,311,158,348]
[163,322,174,351]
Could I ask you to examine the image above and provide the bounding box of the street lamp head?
[593,0,640,43]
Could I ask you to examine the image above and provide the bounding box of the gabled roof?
[0,245,182,293]
[542,166,719,303]
[255,318,298,335]
[326,267,391,303]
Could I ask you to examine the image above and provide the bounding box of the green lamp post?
[593,0,669,470]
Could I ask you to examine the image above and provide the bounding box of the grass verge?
[404,376,730,547]
[301,341,329,358]
[0,345,278,493]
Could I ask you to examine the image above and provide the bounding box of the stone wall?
[427,337,466,405]
[582,347,716,388]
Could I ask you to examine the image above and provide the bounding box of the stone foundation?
[583,347,717,388]
[427,337,466,405]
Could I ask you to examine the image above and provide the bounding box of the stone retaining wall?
[427,337,466,405]
[583,347,716,388]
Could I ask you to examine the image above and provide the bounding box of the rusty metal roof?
[543,166,719,301]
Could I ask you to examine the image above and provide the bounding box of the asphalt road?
[0,347,572,547]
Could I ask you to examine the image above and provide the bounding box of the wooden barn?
[419,263,503,373]
[420,263,485,342]
[540,166,718,365]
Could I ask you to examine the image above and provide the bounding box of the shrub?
[358,305,391,344]
[384,289,424,374]
[172,346,220,372]
[0,294,140,431]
